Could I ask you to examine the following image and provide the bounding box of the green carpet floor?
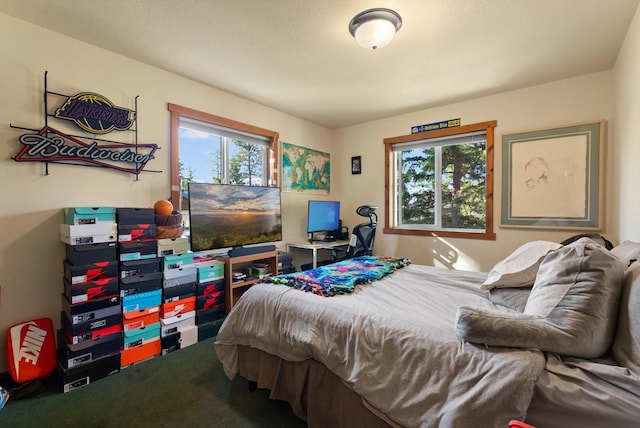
[0,338,306,428]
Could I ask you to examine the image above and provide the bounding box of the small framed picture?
[351,156,361,175]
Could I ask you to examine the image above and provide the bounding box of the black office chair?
[346,205,377,257]
[332,205,377,261]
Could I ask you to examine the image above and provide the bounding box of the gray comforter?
[215,264,546,427]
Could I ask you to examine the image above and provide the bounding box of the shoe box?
[161,324,198,355]
[60,353,120,393]
[157,237,188,257]
[64,207,116,226]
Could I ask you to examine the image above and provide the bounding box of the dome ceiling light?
[348,8,403,50]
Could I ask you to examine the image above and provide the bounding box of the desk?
[286,240,350,269]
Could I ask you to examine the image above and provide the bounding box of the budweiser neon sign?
[14,126,158,175]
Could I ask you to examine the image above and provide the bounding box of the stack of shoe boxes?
[117,208,162,367]
[159,239,198,354]
[58,207,121,392]
[56,206,234,391]
[194,254,226,340]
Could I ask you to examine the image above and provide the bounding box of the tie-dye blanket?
[261,255,411,296]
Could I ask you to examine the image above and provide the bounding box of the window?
[384,120,496,240]
[168,104,279,211]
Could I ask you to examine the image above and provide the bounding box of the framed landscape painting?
[501,121,605,230]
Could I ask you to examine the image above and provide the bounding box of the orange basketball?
[154,199,174,216]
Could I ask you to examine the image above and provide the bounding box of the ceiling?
[1,0,638,129]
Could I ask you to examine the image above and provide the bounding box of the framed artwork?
[351,156,361,174]
[501,121,605,230]
[281,141,330,194]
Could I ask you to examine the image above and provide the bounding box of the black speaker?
[336,226,349,240]
[228,244,276,257]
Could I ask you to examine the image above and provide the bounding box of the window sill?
[383,227,496,240]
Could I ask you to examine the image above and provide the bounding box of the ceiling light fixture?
[348,8,402,50]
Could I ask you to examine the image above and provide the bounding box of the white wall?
[333,72,616,271]
[613,4,640,241]
[0,13,331,371]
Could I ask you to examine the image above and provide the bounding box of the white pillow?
[481,241,561,290]
[610,240,640,269]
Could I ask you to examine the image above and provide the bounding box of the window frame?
[383,120,497,240]
[168,103,279,208]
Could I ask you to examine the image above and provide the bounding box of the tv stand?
[223,250,278,313]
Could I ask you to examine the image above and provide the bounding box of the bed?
[214,238,640,427]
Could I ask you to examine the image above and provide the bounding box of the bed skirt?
[236,346,396,427]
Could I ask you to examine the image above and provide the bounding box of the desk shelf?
[286,240,349,269]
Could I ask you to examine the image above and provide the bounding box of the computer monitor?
[307,200,340,240]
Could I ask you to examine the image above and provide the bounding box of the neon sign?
[14,126,158,175]
[54,92,134,134]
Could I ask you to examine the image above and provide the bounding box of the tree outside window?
[384,121,496,240]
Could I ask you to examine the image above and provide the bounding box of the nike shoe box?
[62,293,120,316]
[161,296,196,319]
[63,277,119,305]
[161,324,198,355]
[163,252,194,270]
[163,281,197,303]
[60,306,122,336]
[120,338,161,368]
[197,279,224,296]
[157,237,188,257]
[123,310,160,333]
[65,242,117,265]
[123,322,160,350]
[57,329,122,370]
[64,323,122,347]
[160,310,196,337]
[122,289,162,314]
[163,265,197,288]
[117,223,157,242]
[196,262,224,283]
[119,240,158,261]
[116,208,154,225]
[61,353,120,393]
[196,304,225,325]
[119,271,163,297]
[198,319,224,341]
[60,222,118,245]
[196,291,224,311]
[64,207,116,225]
[120,257,162,279]
[63,259,118,285]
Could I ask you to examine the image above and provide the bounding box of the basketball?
[154,199,174,216]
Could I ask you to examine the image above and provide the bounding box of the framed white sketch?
[501,121,605,230]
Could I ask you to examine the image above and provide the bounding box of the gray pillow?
[610,240,640,269]
[612,262,640,376]
[456,238,624,358]
[488,287,531,312]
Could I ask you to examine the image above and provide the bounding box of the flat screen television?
[187,182,282,252]
[307,200,340,240]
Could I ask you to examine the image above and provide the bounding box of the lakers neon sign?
[54,92,134,134]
